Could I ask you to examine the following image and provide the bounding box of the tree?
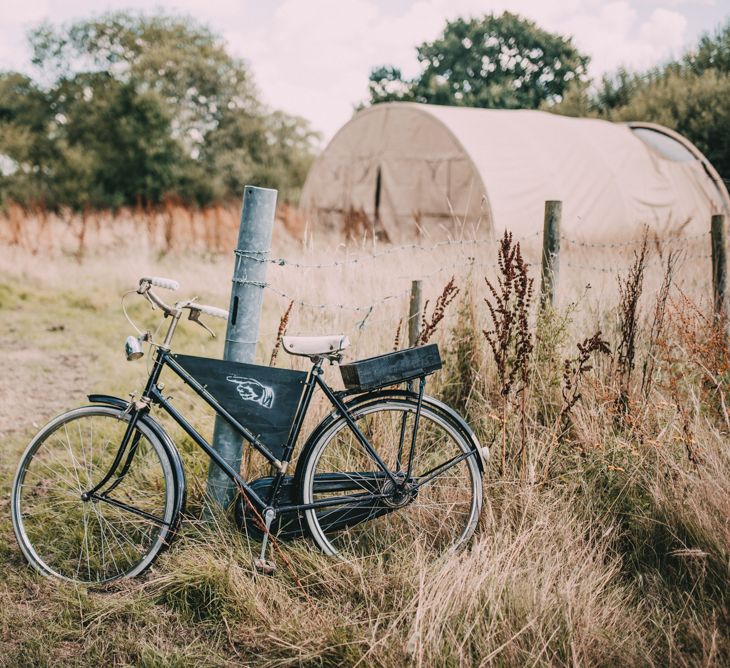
[548,19,730,181]
[688,20,730,75]
[367,66,413,103]
[610,69,730,181]
[368,12,589,109]
[29,13,260,156]
[0,11,319,210]
[0,73,56,205]
[53,73,189,208]
[201,110,318,202]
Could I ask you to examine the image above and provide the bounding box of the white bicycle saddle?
[281,334,350,358]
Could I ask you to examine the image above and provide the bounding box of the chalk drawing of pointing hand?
[225,375,275,409]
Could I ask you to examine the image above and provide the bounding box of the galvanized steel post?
[206,185,277,509]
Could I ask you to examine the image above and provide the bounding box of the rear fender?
[294,389,486,491]
[346,390,488,472]
[87,394,187,531]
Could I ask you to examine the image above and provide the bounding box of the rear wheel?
[299,398,482,559]
[11,406,177,584]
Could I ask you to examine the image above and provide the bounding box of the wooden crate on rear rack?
[339,344,442,393]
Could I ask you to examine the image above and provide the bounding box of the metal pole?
[540,200,561,309]
[206,185,277,509]
[408,280,422,346]
[711,213,727,329]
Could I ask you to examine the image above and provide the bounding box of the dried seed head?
[416,277,459,345]
[269,300,294,367]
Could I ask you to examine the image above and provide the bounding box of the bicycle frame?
[10,281,485,587]
[85,344,421,518]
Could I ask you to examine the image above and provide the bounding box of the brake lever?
[143,291,157,311]
[188,308,216,338]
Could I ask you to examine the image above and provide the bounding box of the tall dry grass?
[0,206,727,666]
[0,200,307,258]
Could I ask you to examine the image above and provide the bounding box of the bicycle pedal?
[254,558,277,575]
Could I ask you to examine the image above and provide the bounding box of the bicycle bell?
[124,335,145,361]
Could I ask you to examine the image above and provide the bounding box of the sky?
[1,0,728,141]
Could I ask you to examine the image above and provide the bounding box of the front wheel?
[299,398,483,559]
[11,406,178,584]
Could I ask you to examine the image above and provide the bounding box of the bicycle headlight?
[124,335,144,361]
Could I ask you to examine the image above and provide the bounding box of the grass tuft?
[1,210,728,665]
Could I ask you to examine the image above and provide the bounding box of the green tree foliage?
[368,12,588,109]
[0,73,55,205]
[52,73,187,208]
[548,21,730,180]
[0,12,319,210]
[611,69,730,180]
[690,20,730,74]
[201,110,317,205]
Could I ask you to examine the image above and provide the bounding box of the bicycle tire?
[11,405,178,584]
[298,397,482,559]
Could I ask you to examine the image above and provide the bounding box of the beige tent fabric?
[300,103,729,243]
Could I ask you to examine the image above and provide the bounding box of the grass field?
[1,209,728,666]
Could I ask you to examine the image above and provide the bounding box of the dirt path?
[0,336,90,487]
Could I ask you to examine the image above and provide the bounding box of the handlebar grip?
[142,276,179,291]
[195,304,229,320]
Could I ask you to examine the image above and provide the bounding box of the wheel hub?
[381,479,416,508]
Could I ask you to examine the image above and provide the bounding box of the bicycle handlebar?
[134,277,229,340]
[190,303,229,320]
[140,276,179,291]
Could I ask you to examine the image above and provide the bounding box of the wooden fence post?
[408,280,422,346]
[711,213,727,328]
[540,200,561,308]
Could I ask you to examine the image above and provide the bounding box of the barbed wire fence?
[236,202,724,346]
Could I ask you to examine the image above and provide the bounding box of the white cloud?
[0,0,50,70]
[640,8,687,48]
[660,0,714,6]
[0,0,697,139]
[0,0,49,24]
[225,0,594,138]
[161,0,243,18]
[551,3,688,75]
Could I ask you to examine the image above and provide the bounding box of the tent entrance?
[374,166,382,225]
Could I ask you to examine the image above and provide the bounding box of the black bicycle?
[11,277,486,584]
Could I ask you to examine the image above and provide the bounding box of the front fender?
[87,394,187,526]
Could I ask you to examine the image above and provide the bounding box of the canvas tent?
[300,102,729,242]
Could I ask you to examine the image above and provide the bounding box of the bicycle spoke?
[63,423,86,493]
[414,451,477,489]
[93,506,145,566]
[31,446,85,492]
[305,400,481,559]
[94,494,168,526]
[13,409,174,584]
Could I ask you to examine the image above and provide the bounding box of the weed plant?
[0,212,727,666]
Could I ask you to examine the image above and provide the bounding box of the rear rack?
[339,344,442,393]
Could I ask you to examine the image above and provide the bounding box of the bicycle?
[10,276,487,584]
